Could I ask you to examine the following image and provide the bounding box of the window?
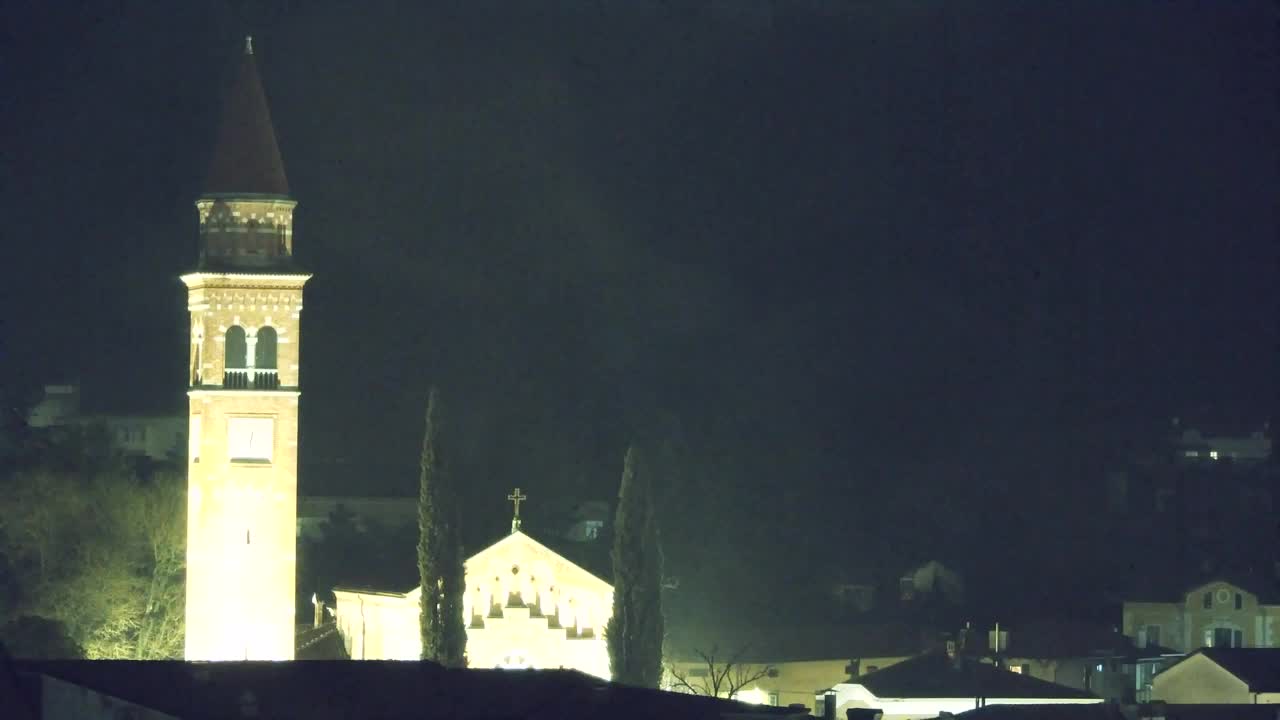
[255,326,278,369]
[768,692,779,706]
[1212,627,1243,648]
[227,417,273,463]
[190,415,201,462]
[225,326,247,369]
[1235,593,1243,610]
[1145,625,1161,649]
[1203,592,1213,609]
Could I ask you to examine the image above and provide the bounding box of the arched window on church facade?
[254,326,279,389]
[224,326,247,389]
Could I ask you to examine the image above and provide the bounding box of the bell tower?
[182,36,310,661]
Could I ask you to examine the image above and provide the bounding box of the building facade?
[182,37,310,660]
[333,530,613,678]
[1123,580,1279,655]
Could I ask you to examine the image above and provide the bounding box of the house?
[963,619,1179,704]
[5,660,810,720]
[24,383,186,462]
[1149,647,1280,704]
[1100,419,1277,599]
[817,650,1102,720]
[1122,578,1280,653]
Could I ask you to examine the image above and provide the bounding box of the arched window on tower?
[224,326,248,388]
[254,326,279,389]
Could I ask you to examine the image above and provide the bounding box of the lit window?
[228,417,273,462]
[1209,450,1219,460]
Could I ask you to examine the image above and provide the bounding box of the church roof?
[459,530,611,594]
[204,36,290,197]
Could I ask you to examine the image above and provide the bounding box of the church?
[181,38,615,673]
[332,491,615,679]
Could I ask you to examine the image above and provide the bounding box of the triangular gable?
[401,531,612,599]
[1156,648,1280,693]
[1151,650,1248,696]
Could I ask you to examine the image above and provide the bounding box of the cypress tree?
[607,445,665,687]
[417,387,466,665]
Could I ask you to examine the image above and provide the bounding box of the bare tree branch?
[665,643,776,701]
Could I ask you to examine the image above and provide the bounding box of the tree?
[0,436,185,659]
[666,644,776,700]
[417,387,465,666]
[607,445,664,687]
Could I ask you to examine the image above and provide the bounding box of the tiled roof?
[14,661,805,720]
[204,38,290,197]
[855,652,1097,700]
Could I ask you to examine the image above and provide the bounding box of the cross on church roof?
[508,487,527,534]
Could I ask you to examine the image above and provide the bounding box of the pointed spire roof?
[204,36,290,197]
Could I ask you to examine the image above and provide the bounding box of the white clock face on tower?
[227,417,274,463]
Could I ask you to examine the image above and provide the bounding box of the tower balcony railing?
[223,368,280,390]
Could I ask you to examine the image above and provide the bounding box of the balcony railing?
[222,368,280,390]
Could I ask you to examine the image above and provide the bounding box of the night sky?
[3,1,1277,622]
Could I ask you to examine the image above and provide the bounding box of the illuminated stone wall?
[334,531,613,678]
[196,197,297,264]
[183,271,309,661]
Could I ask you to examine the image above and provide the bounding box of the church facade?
[333,528,614,679]
[183,37,310,660]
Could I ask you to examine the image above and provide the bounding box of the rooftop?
[203,36,290,198]
[850,651,1098,700]
[14,661,805,720]
[1170,647,1280,693]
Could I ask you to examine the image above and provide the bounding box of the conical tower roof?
[204,36,290,197]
